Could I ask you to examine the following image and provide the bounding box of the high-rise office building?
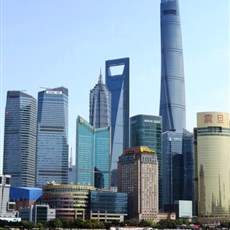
[36,87,69,187]
[159,0,186,132]
[3,91,37,187]
[105,58,130,171]
[161,129,193,212]
[76,116,111,189]
[182,130,194,202]
[130,115,162,155]
[118,146,158,221]
[130,114,162,208]
[194,112,230,220]
[162,130,183,209]
[89,71,111,128]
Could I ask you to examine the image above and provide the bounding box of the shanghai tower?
[159,0,186,132]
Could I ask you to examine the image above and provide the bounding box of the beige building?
[194,112,230,220]
[118,146,158,221]
[38,183,95,220]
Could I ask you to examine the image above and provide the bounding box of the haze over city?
[0,0,229,168]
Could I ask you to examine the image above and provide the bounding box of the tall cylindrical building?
[194,112,230,220]
[159,0,186,132]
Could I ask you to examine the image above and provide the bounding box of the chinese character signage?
[197,112,229,128]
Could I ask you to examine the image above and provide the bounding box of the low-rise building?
[89,190,128,222]
[10,187,42,210]
[37,183,95,220]
[19,204,55,224]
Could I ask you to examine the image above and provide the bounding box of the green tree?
[73,218,85,228]
[157,219,177,229]
[21,220,35,229]
[47,218,63,228]
[36,222,45,230]
[138,219,154,227]
[62,219,74,228]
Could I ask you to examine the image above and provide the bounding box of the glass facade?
[162,130,183,209]
[3,91,37,187]
[162,130,194,212]
[36,87,69,187]
[194,112,230,216]
[130,114,162,209]
[159,0,186,132]
[89,72,111,128]
[76,116,111,189]
[105,58,130,170]
[90,191,127,214]
[182,130,194,202]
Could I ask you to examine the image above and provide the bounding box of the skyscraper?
[105,58,130,171]
[162,130,183,209]
[89,71,111,128]
[118,146,158,221]
[76,116,111,189]
[3,91,37,187]
[130,115,162,155]
[36,87,69,187]
[182,130,194,202]
[161,129,193,211]
[194,112,230,220]
[130,114,162,208]
[159,0,186,132]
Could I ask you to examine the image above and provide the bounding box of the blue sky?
[0,0,229,167]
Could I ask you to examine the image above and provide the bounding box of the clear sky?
[0,0,229,168]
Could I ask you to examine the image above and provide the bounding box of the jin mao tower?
[89,72,111,128]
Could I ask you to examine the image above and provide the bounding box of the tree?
[47,218,63,228]
[36,222,45,230]
[138,220,154,227]
[21,220,35,229]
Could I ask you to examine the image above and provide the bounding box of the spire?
[98,68,103,84]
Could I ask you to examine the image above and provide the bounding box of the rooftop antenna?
[98,68,103,84]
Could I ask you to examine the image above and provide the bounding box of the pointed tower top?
[98,68,103,84]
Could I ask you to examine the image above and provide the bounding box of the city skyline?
[0,1,229,169]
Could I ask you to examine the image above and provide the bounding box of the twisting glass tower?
[89,71,111,128]
[159,0,186,132]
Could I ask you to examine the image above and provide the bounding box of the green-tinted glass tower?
[130,114,162,209]
[76,116,111,189]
